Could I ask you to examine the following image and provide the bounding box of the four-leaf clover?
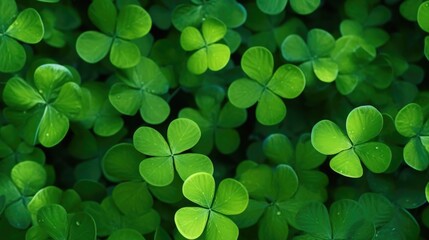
[180,18,231,75]
[228,46,306,125]
[311,105,392,178]
[76,0,151,68]
[174,172,248,240]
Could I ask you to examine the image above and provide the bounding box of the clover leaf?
[172,0,246,31]
[295,199,375,239]
[174,172,248,240]
[256,0,321,15]
[102,143,143,182]
[36,204,97,240]
[228,46,305,125]
[3,64,83,147]
[0,0,44,73]
[418,1,429,60]
[180,18,230,75]
[108,229,145,240]
[282,28,338,82]
[133,118,213,186]
[109,56,169,124]
[394,103,429,171]
[311,105,392,178]
[76,0,151,68]
[233,163,299,240]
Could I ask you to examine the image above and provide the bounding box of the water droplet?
[38,219,44,223]
[276,211,281,216]
[392,228,396,231]
[375,146,379,150]
[76,221,80,226]
[46,133,50,137]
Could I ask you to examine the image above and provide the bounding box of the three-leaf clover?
[109,56,170,124]
[394,103,429,171]
[133,118,213,186]
[76,0,151,68]
[311,105,392,178]
[0,0,44,72]
[174,172,248,240]
[180,18,231,75]
[3,64,83,147]
[282,28,338,83]
[228,46,306,125]
[294,199,375,239]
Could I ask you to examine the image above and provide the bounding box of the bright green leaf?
[228,78,264,108]
[267,64,306,99]
[273,164,299,201]
[11,161,46,195]
[256,90,286,126]
[180,27,205,51]
[330,149,363,178]
[311,120,352,155]
[139,156,174,186]
[346,105,383,145]
[34,64,74,99]
[110,38,141,68]
[116,5,151,40]
[418,1,429,32]
[182,172,215,208]
[205,211,239,240]
[76,31,112,64]
[38,106,69,147]
[52,82,82,118]
[241,47,273,84]
[175,207,209,239]
[355,142,391,173]
[168,118,201,154]
[133,126,170,156]
[258,206,289,240]
[404,137,429,171]
[313,58,338,83]
[187,48,208,75]
[395,103,423,137]
[212,178,248,215]
[202,18,227,44]
[207,43,230,71]
[109,83,142,115]
[6,8,44,44]
[3,77,44,110]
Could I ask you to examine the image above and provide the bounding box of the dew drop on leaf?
[75,221,80,226]
[276,211,281,216]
